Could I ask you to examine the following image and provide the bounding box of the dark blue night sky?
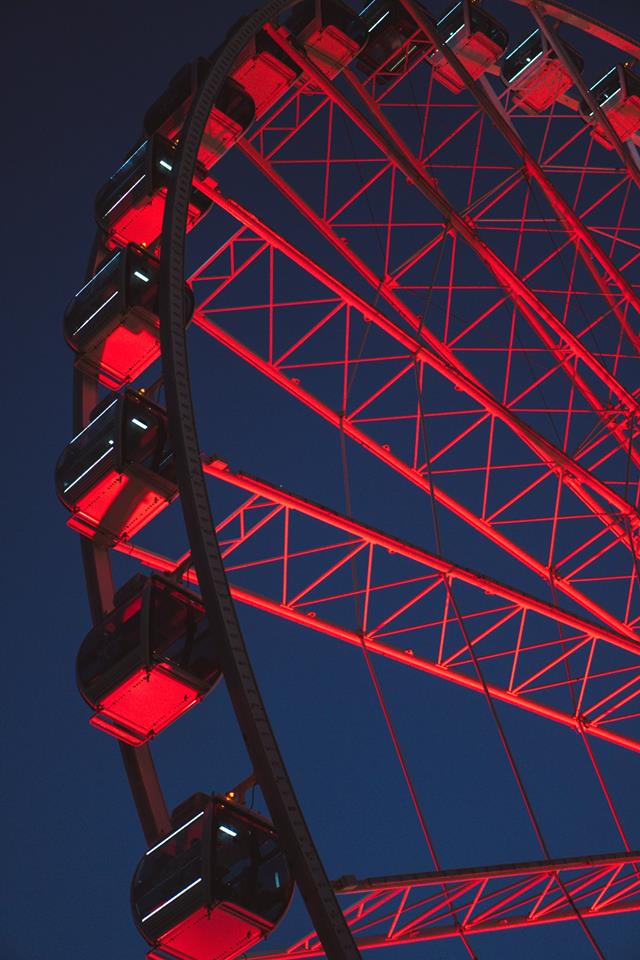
[4,1,640,959]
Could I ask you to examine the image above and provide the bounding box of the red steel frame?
[144,850,640,958]
[251,852,640,955]
[176,3,639,947]
[71,0,640,955]
[261,21,640,468]
[116,457,640,754]
[189,219,640,643]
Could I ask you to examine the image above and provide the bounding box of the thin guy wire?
[338,423,479,959]
[413,356,608,960]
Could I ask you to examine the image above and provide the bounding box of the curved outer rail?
[158,3,361,959]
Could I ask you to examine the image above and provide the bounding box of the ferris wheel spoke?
[215,98,635,391]
[112,457,640,753]
[199,465,640,734]
[188,194,640,596]
[222,143,639,545]
[193,307,640,644]
[343,65,640,444]
[115,543,640,755]
[199,459,635,639]
[183,50,640,621]
[322,852,640,951]
[394,0,640,348]
[252,25,640,496]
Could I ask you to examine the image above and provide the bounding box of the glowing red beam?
[193,311,640,645]
[397,0,640,351]
[238,139,635,514]
[262,23,640,451]
[113,459,640,752]
[248,852,640,957]
[115,538,640,753]
[198,182,638,559]
[198,460,637,648]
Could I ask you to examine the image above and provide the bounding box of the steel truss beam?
[233,142,640,555]
[234,119,635,421]
[249,851,640,957]
[396,0,640,352]
[189,181,640,643]
[263,23,640,474]
[193,310,640,645]
[115,459,640,752]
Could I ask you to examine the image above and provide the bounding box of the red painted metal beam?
[262,23,640,471]
[114,456,640,753]
[193,309,640,646]
[252,852,640,956]
[335,851,640,891]
[396,0,640,353]
[196,457,638,650]
[339,69,640,466]
[115,538,640,754]
[235,139,639,551]
[201,149,637,456]
[194,180,640,582]
[223,465,635,642]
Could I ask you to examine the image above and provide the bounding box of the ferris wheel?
[57,1,640,958]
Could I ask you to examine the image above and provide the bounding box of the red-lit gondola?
[210,16,302,120]
[95,136,212,250]
[286,0,368,79]
[579,63,640,147]
[77,575,220,744]
[501,28,583,113]
[56,391,177,546]
[144,61,256,171]
[64,245,194,389]
[357,0,436,85]
[429,0,509,93]
[132,793,294,960]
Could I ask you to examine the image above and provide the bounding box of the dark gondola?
[211,19,301,121]
[64,245,194,389]
[132,793,294,960]
[579,64,640,148]
[95,136,212,250]
[429,0,508,93]
[144,60,255,171]
[500,28,584,113]
[357,0,436,86]
[287,0,368,79]
[77,575,220,744]
[56,391,177,545]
